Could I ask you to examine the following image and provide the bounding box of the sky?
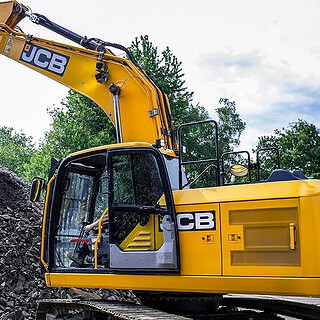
[0,0,320,152]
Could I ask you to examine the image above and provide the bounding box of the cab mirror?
[30,178,45,202]
[229,164,248,177]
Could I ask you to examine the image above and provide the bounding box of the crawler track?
[36,296,320,319]
[221,296,320,320]
[36,299,191,320]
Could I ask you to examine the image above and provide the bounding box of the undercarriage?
[36,294,320,320]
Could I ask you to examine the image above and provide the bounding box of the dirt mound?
[0,167,135,319]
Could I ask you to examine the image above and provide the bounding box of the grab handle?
[289,223,296,250]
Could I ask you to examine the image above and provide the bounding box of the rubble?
[0,167,137,319]
[0,167,68,319]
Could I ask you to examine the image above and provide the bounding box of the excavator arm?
[0,1,175,150]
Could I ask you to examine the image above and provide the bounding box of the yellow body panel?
[45,179,320,297]
[46,273,320,297]
[220,198,301,277]
[176,203,221,276]
[172,179,320,205]
[120,214,163,251]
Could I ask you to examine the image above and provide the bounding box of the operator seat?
[267,169,307,182]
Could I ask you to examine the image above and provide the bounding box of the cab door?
[107,147,179,273]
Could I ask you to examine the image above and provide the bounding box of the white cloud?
[189,42,320,150]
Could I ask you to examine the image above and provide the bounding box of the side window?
[109,151,168,251]
[59,172,94,234]
[111,155,135,205]
[93,170,109,220]
[111,153,165,207]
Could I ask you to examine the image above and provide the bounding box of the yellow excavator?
[1,1,320,319]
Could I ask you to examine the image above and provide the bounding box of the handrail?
[177,119,220,189]
[94,207,109,269]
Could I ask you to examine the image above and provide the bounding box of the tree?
[44,91,116,157]
[24,91,116,181]
[216,98,246,154]
[130,35,208,126]
[131,37,247,187]
[0,127,35,177]
[22,36,246,184]
[256,120,320,179]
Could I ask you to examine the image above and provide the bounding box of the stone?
[0,166,137,319]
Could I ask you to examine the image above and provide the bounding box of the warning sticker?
[4,38,13,55]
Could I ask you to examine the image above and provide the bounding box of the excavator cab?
[43,144,179,273]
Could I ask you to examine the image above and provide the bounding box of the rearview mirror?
[229,164,248,177]
[30,178,45,202]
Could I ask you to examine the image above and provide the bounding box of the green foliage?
[0,127,35,177]
[256,120,320,179]
[130,35,208,126]
[25,91,116,181]
[46,91,116,157]
[23,146,52,182]
[178,98,246,188]
[216,98,246,154]
[130,37,246,188]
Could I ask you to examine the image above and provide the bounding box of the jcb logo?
[177,212,215,231]
[20,44,69,76]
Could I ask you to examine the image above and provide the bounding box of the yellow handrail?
[94,207,109,269]
[40,175,56,270]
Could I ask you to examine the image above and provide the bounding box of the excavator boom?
[0,1,175,150]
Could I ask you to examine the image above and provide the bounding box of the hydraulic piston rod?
[109,83,122,143]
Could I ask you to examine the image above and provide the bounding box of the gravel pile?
[0,167,136,319]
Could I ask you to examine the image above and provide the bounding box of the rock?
[68,288,102,300]
[0,166,137,319]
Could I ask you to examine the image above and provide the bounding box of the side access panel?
[177,203,221,276]
[221,198,301,277]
